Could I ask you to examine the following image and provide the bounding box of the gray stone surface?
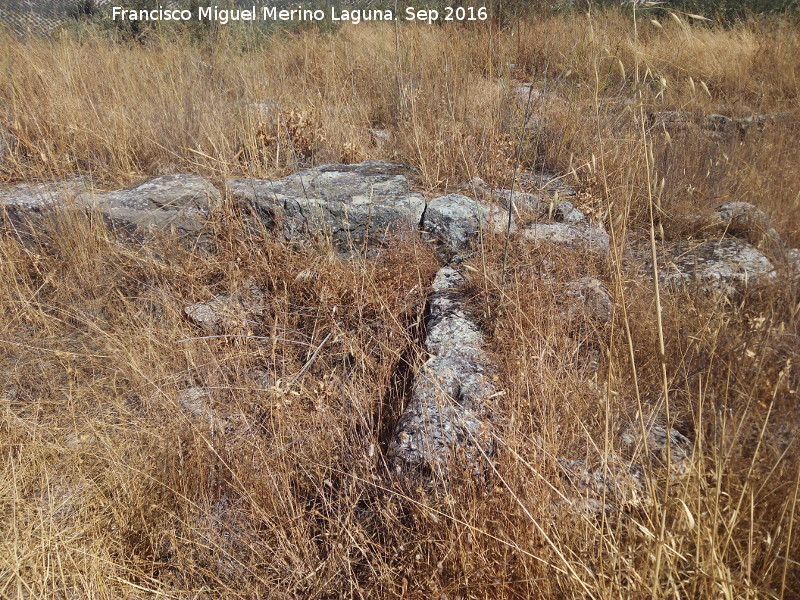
[0,174,219,240]
[558,422,692,515]
[0,179,86,216]
[390,356,496,482]
[554,201,588,225]
[93,174,219,238]
[660,238,775,295]
[389,265,498,488]
[227,161,425,250]
[558,455,650,514]
[563,277,612,324]
[650,110,779,138]
[621,421,693,477]
[425,267,485,362]
[519,171,578,198]
[491,188,545,213]
[522,222,610,253]
[422,194,510,251]
[787,248,800,280]
[185,280,266,334]
[712,201,778,245]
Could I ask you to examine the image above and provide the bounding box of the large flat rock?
[660,238,775,295]
[0,174,220,240]
[227,161,426,250]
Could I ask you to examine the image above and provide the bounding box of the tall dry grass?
[1,10,799,599]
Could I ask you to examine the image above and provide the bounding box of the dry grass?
[1,9,800,599]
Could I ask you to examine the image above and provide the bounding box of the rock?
[227,161,425,251]
[491,188,545,213]
[178,387,216,425]
[0,174,219,241]
[518,171,578,198]
[712,201,778,245]
[563,277,613,324]
[660,238,775,295]
[369,128,391,149]
[389,265,498,489]
[704,113,775,137]
[650,110,693,133]
[621,420,693,477]
[554,201,587,225]
[512,82,542,104]
[650,110,779,139]
[521,222,610,253]
[425,267,485,362]
[91,174,219,239]
[422,194,509,251]
[185,280,265,334]
[787,249,800,280]
[0,179,86,219]
[454,177,495,202]
[492,188,588,227]
[558,455,650,514]
[389,356,497,484]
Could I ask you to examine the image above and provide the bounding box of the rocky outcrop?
[389,266,498,489]
[558,456,650,514]
[422,194,509,252]
[92,175,219,239]
[0,179,87,218]
[185,280,266,334]
[621,420,693,477]
[558,421,692,514]
[227,161,425,251]
[562,276,613,324]
[650,110,779,139]
[0,174,220,240]
[710,201,779,246]
[521,222,610,253]
[660,238,775,295]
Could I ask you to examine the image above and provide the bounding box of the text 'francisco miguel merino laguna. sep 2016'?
[111,5,490,26]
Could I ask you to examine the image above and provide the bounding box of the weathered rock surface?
[0,174,219,240]
[424,267,486,360]
[711,201,778,245]
[554,201,588,225]
[621,421,693,477]
[227,161,425,250]
[660,238,775,295]
[93,175,219,238]
[422,194,509,251]
[650,110,779,138]
[490,187,545,214]
[523,171,578,198]
[787,248,800,280]
[185,280,266,334]
[0,179,86,218]
[562,277,613,324]
[558,456,650,514]
[522,222,610,253]
[389,265,498,488]
[178,387,217,427]
[558,420,692,515]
